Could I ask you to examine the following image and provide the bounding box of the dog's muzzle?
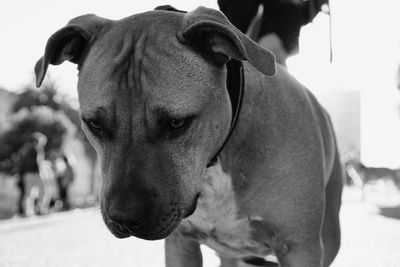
[102,199,195,240]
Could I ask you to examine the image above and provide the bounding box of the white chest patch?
[180,162,272,258]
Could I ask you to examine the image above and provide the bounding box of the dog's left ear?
[180,6,276,76]
[34,14,110,87]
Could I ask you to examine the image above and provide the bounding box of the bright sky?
[1,0,400,167]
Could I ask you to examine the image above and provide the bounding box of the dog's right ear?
[180,6,276,76]
[34,14,110,87]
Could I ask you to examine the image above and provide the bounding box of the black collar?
[207,59,245,167]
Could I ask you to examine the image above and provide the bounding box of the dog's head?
[35,6,275,240]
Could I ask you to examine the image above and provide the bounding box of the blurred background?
[1,0,400,266]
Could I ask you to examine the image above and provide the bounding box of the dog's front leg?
[278,241,323,267]
[165,231,203,267]
[250,219,323,267]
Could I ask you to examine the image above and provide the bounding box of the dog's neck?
[217,63,288,201]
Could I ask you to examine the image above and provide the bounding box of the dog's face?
[35,7,275,240]
[78,13,232,239]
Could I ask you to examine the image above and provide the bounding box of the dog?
[35,6,344,267]
[345,158,400,198]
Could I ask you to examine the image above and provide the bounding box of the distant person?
[19,132,55,216]
[15,153,28,216]
[218,0,329,66]
[34,133,56,215]
[15,141,40,216]
[54,154,74,211]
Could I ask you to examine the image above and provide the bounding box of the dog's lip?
[134,206,184,240]
[107,221,131,239]
[146,216,182,240]
[112,230,131,239]
[137,198,200,240]
[183,192,200,218]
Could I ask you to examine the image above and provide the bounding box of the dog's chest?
[180,163,272,258]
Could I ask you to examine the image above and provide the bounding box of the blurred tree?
[11,81,95,161]
[12,82,81,127]
[0,106,75,174]
[6,79,98,195]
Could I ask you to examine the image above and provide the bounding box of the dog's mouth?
[103,197,200,240]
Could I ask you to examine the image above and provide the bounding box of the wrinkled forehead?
[92,10,185,66]
[77,10,212,107]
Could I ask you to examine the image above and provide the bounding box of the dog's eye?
[85,119,102,131]
[169,118,186,129]
[163,115,195,139]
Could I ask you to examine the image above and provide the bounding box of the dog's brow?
[152,106,194,119]
[81,106,110,120]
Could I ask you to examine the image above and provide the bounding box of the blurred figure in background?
[53,154,74,211]
[19,132,56,216]
[15,144,34,216]
[218,0,329,66]
[35,133,57,215]
[344,152,400,200]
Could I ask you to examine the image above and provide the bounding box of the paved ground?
[1,187,400,267]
